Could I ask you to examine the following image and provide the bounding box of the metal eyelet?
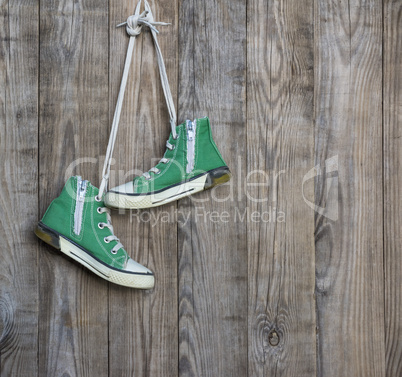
[111,249,118,255]
[95,195,101,202]
[156,169,161,175]
[164,159,170,163]
[104,237,110,244]
[97,207,102,214]
[171,144,175,150]
[98,223,104,229]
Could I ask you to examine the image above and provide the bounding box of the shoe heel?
[35,222,61,250]
[204,167,232,190]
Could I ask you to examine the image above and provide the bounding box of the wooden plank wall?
[0,0,39,375]
[383,1,402,376]
[39,0,110,375]
[178,1,247,376]
[108,1,179,375]
[247,0,316,376]
[314,1,385,376]
[0,0,401,376]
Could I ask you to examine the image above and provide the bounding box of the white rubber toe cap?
[125,258,153,275]
[110,181,135,195]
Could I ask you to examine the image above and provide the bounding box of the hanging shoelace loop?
[98,0,175,198]
[117,9,170,36]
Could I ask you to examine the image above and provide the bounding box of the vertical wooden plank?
[383,1,402,376]
[108,0,179,375]
[38,0,109,375]
[314,0,385,376]
[0,0,39,375]
[247,0,316,375]
[178,1,248,376]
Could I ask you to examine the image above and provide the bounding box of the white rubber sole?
[105,167,231,210]
[35,223,154,289]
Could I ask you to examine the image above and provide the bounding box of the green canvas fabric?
[133,116,227,194]
[41,176,128,269]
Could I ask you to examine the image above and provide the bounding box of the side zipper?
[186,119,197,174]
[74,176,88,235]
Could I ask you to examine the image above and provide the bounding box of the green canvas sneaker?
[104,117,231,209]
[35,176,155,289]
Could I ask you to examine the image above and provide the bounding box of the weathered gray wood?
[107,0,179,375]
[2,0,401,375]
[0,0,39,375]
[38,0,109,375]
[177,1,248,376]
[383,1,402,376]
[314,0,385,376]
[247,0,316,375]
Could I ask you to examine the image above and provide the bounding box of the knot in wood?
[268,329,279,346]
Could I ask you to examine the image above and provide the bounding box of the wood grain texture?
[314,0,385,376]
[177,1,248,376]
[383,1,402,375]
[38,0,110,375]
[247,0,316,375]
[0,0,39,375]
[107,0,179,376]
[1,0,401,376]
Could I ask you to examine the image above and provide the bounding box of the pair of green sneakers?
[35,117,230,289]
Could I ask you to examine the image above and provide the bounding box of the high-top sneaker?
[35,176,154,289]
[104,117,231,209]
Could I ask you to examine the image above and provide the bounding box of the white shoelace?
[97,207,123,254]
[98,0,176,198]
[142,140,174,180]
